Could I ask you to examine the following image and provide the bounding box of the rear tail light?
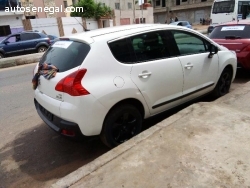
[242,45,250,52]
[55,69,90,96]
[61,129,75,137]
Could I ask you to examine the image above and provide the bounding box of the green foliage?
[70,0,113,19]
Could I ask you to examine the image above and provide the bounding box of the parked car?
[209,20,250,70]
[33,24,237,148]
[169,21,193,29]
[47,34,58,44]
[0,31,51,59]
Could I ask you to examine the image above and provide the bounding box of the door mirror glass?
[4,41,10,44]
[208,44,218,58]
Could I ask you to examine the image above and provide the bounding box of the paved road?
[0,64,249,188]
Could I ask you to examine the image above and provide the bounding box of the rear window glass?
[108,38,136,64]
[209,25,250,39]
[39,41,90,72]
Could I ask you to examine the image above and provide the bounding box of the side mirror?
[4,41,9,44]
[208,44,218,58]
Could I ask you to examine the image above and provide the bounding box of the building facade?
[0,0,24,41]
[152,0,213,24]
[20,0,68,18]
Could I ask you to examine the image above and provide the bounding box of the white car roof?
[60,24,198,44]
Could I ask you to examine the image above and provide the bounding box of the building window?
[128,2,132,9]
[182,0,187,2]
[0,25,11,37]
[63,1,68,8]
[115,3,120,9]
[162,0,166,7]
[201,0,207,2]
[155,0,161,6]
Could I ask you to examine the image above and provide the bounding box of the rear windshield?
[209,25,250,39]
[39,40,90,72]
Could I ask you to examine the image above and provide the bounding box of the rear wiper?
[225,35,242,39]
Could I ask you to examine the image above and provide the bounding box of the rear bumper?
[34,99,84,139]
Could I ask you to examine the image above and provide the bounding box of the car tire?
[100,104,142,148]
[0,53,3,59]
[212,67,232,98]
[37,46,47,53]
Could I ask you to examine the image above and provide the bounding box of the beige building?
[152,0,213,24]
[20,0,68,18]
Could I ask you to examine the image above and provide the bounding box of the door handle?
[138,72,152,78]
[184,63,194,69]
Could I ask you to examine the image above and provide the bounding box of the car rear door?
[170,30,219,103]
[129,30,184,115]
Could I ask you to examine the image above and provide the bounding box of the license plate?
[40,105,53,121]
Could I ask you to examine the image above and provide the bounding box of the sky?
[138,0,144,5]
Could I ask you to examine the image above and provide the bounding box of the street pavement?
[52,81,250,188]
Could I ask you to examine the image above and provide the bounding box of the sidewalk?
[52,82,250,188]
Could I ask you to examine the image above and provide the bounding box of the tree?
[70,0,113,19]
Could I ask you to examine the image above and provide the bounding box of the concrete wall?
[114,7,154,25]
[154,7,211,24]
[30,18,60,36]
[85,18,99,30]
[0,15,24,41]
[61,17,84,36]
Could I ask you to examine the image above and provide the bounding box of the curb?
[51,105,197,188]
[0,53,44,69]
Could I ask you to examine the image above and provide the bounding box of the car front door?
[2,34,23,56]
[171,30,219,102]
[130,30,184,115]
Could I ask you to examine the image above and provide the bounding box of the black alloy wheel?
[212,67,232,98]
[101,104,142,148]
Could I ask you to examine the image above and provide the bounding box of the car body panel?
[0,31,50,57]
[210,20,250,69]
[33,24,237,139]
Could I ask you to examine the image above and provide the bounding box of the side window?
[32,33,41,39]
[21,33,32,41]
[108,38,135,64]
[182,22,187,26]
[6,36,16,43]
[130,31,169,62]
[171,30,209,55]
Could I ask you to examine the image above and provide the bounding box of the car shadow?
[0,123,109,187]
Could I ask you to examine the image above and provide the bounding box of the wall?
[114,7,154,25]
[61,17,84,36]
[30,18,60,36]
[0,15,24,41]
[85,18,99,30]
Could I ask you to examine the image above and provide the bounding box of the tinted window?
[172,30,209,55]
[212,1,235,13]
[39,41,90,72]
[130,31,169,62]
[209,25,250,39]
[21,33,41,40]
[182,22,187,26]
[108,38,135,63]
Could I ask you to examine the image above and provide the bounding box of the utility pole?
[141,0,144,23]
[133,0,135,23]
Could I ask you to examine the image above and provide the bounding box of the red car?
[209,20,250,70]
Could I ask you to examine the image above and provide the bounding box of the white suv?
[33,24,237,148]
